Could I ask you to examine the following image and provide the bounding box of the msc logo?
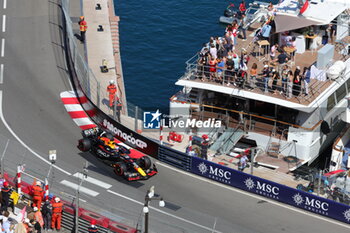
[293,193,329,214]
[244,178,279,199]
[143,110,162,129]
[197,162,231,183]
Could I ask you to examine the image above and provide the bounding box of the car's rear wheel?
[114,162,127,176]
[78,138,91,152]
[138,156,151,170]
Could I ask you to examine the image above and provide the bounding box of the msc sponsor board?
[191,157,350,224]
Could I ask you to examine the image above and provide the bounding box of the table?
[257,40,270,61]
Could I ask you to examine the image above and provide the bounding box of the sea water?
[115,0,277,112]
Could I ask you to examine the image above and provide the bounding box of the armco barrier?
[191,157,350,224]
[80,209,110,228]
[158,145,191,171]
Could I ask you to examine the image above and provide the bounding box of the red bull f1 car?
[77,127,157,181]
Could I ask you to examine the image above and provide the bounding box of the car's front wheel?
[137,156,151,170]
[114,162,127,176]
[78,138,92,152]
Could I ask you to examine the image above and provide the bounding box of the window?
[335,83,347,103]
[327,93,336,111]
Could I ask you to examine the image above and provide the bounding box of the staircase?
[210,127,244,154]
[267,142,280,158]
[109,16,120,54]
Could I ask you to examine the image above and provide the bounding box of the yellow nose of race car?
[137,167,147,177]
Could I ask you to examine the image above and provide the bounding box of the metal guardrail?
[158,146,192,171]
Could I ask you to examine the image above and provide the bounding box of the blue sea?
[115,0,276,112]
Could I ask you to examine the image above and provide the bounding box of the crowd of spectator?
[195,1,312,99]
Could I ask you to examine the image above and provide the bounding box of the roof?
[274,0,350,33]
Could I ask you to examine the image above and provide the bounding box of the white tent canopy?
[274,0,350,33]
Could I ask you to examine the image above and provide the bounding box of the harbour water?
[115,0,277,111]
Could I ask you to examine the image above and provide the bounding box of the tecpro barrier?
[191,157,350,224]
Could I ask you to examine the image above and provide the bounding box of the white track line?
[73,172,112,189]
[0,91,71,175]
[2,15,5,32]
[0,64,3,84]
[60,180,99,197]
[107,190,222,233]
[3,0,6,9]
[155,161,350,229]
[1,38,4,57]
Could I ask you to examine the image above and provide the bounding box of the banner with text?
[191,157,350,224]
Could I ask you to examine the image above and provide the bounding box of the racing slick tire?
[137,156,152,170]
[78,138,92,152]
[114,162,127,176]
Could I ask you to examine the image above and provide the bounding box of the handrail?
[170,94,323,131]
[332,124,350,152]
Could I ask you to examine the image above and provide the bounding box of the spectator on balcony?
[261,64,270,93]
[1,181,10,212]
[209,43,217,60]
[303,67,311,96]
[222,38,232,57]
[231,21,239,46]
[287,70,294,99]
[2,211,15,233]
[216,58,225,84]
[232,53,240,71]
[208,56,217,81]
[293,66,302,96]
[271,69,280,94]
[270,43,279,61]
[225,55,235,86]
[249,63,258,88]
[281,65,289,95]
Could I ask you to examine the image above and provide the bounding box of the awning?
[274,0,350,33]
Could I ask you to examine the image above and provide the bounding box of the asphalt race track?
[0,0,349,232]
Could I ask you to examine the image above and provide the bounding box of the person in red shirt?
[51,197,63,231]
[79,16,88,43]
[32,181,44,210]
[239,1,246,15]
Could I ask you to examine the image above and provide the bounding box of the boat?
[169,0,350,173]
[219,1,269,25]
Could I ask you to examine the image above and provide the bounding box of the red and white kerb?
[60,91,96,130]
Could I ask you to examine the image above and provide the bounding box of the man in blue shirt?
[260,24,272,40]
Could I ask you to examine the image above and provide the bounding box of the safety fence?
[59,0,350,227]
